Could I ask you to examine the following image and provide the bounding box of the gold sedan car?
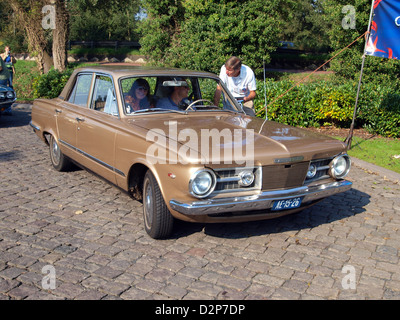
[30,66,352,239]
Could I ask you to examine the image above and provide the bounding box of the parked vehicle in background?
[0,84,16,116]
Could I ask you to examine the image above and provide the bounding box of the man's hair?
[225,56,242,70]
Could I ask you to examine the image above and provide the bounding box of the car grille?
[213,167,261,193]
[262,162,309,191]
[305,158,331,183]
[211,158,333,194]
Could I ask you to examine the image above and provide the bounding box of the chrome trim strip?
[170,180,352,216]
[59,139,125,177]
[29,121,40,131]
[0,98,17,105]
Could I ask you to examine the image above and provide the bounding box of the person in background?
[1,46,16,87]
[0,46,15,116]
[214,56,256,111]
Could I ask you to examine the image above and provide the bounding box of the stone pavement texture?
[0,104,399,300]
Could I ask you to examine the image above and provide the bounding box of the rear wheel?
[143,170,174,239]
[49,135,72,171]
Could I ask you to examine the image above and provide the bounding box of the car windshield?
[120,76,242,115]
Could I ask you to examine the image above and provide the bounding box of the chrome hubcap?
[51,139,61,165]
[144,180,153,228]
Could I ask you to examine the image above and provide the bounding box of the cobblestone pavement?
[1,104,400,300]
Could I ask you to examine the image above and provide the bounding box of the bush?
[308,84,355,127]
[254,79,400,138]
[33,68,73,99]
[358,82,400,138]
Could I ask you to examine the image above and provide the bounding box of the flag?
[365,0,400,59]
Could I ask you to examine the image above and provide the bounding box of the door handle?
[55,109,62,114]
[76,117,85,122]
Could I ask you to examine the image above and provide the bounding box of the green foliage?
[323,0,400,84]
[69,0,141,41]
[308,84,355,127]
[139,0,284,74]
[357,82,400,138]
[32,68,73,99]
[13,61,40,101]
[278,0,330,52]
[254,79,400,137]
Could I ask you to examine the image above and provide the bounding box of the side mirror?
[242,106,255,117]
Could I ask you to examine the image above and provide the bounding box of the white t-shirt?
[219,64,257,99]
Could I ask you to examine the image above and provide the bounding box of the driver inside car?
[156,80,190,110]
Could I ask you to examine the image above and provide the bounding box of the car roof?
[59,65,220,100]
[72,65,218,78]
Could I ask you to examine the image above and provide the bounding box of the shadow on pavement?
[171,188,370,239]
[0,104,32,128]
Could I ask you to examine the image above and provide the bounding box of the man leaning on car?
[214,56,257,110]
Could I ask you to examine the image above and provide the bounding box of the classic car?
[30,66,352,239]
[0,84,16,115]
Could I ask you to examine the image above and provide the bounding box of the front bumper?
[0,99,17,111]
[169,180,352,216]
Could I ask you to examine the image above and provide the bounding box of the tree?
[6,0,69,73]
[52,0,69,72]
[68,0,141,41]
[279,0,330,52]
[138,0,185,65]
[323,0,400,84]
[139,0,285,75]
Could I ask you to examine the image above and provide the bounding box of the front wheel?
[49,135,72,171]
[143,170,174,239]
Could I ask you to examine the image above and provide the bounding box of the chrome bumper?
[30,121,40,131]
[169,180,352,216]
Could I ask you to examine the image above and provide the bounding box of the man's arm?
[213,85,223,106]
[243,90,256,102]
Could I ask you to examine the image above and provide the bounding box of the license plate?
[272,197,302,211]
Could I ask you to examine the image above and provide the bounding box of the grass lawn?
[347,136,400,174]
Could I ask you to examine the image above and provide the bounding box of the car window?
[120,75,241,114]
[91,75,118,116]
[198,78,237,111]
[68,73,93,107]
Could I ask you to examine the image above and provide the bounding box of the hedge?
[255,79,400,138]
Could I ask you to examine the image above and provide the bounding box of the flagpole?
[345,0,375,150]
[263,58,268,120]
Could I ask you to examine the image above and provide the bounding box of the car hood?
[125,112,347,165]
[0,84,14,92]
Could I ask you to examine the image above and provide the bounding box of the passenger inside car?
[124,78,154,112]
[156,80,190,110]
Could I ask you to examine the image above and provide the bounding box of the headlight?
[6,91,14,99]
[190,169,216,198]
[306,163,317,179]
[0,92,5,99]
[238,170,255,187]
[329,154,351,179]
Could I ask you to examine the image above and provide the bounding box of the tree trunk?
[52,0,69,72]
[9,0,54,74]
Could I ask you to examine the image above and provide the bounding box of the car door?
[55,72,94,160]
[75,74,119,184]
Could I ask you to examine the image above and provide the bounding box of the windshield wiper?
[133,108,185,114]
